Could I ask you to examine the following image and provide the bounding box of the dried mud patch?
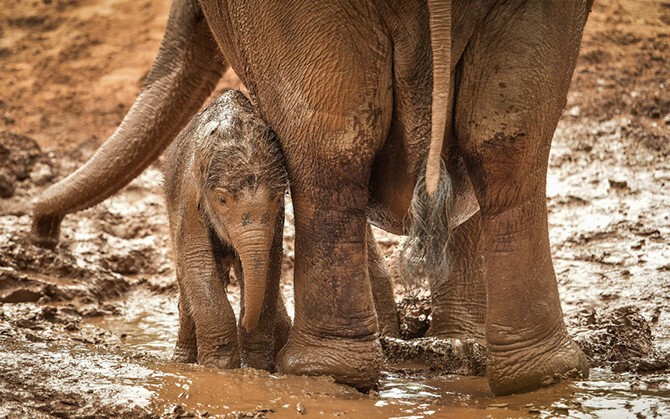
[573,306,670,373]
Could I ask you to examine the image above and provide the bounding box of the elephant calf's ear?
[424,0,452,196]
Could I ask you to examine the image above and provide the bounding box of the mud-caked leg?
[427,211,486,341]
[252,5,392,388]
[455,1,590,395]
[275,98,392,389]
[276,167,385,388]
[173,210,240,369]
[173,289,198,363]
[367,224,400,337]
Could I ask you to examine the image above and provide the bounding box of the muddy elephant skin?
[32,0,593,394]
[163,90,291,371]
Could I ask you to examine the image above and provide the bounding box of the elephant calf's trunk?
[238,241,272,333]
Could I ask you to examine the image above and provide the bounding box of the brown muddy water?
[89,289,670,418]
[1,0,670,417]
[2,283,669,418]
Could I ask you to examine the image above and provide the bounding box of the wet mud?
[1,0,670,417]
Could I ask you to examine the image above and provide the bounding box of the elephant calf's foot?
[172,344,198,364]
[241,346,275,371]
[197,341,241,370]
[241,308,292,372]
[487,328,589,396]
[276,334,383,390]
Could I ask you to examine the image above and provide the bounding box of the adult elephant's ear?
[425,0,451,196]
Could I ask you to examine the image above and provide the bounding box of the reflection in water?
[80,290,670,418]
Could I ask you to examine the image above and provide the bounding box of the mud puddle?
[72,290,670,418]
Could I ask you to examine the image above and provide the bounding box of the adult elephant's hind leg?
[277,146,387,389]
[276,79,391,391]
[456,1,590,396]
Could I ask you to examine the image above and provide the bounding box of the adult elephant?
[31,0,592,395]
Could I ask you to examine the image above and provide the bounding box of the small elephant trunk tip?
[241,280,265,333]
[241,311,260,334]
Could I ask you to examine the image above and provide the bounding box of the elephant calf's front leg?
[235,211,292,371]
[173,215,240,369]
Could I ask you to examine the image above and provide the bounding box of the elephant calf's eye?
[219,195,227,205]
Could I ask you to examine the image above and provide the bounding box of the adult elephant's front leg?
[455,1,590,396]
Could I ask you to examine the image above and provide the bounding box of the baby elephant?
[163,90,291,372]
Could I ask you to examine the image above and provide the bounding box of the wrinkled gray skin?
[162,90,398,371]
[32,0,592,395]
[163,90,291,371]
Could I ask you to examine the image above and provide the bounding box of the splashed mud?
[1,0,670,417]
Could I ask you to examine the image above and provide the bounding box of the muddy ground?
[1,0,669,417]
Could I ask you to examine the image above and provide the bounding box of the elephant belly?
[367,140,479,236]
[367,0,484,235]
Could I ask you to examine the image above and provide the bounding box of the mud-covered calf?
[163,90,291,372]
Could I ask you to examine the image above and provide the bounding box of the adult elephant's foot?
[276,333,383,390]
[487,325,588,396]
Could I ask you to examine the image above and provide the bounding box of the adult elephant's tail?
[31,0,225,247]
[425,0,451,196]
[398,0,453,289]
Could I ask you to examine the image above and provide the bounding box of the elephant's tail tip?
[398,159,453,292]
